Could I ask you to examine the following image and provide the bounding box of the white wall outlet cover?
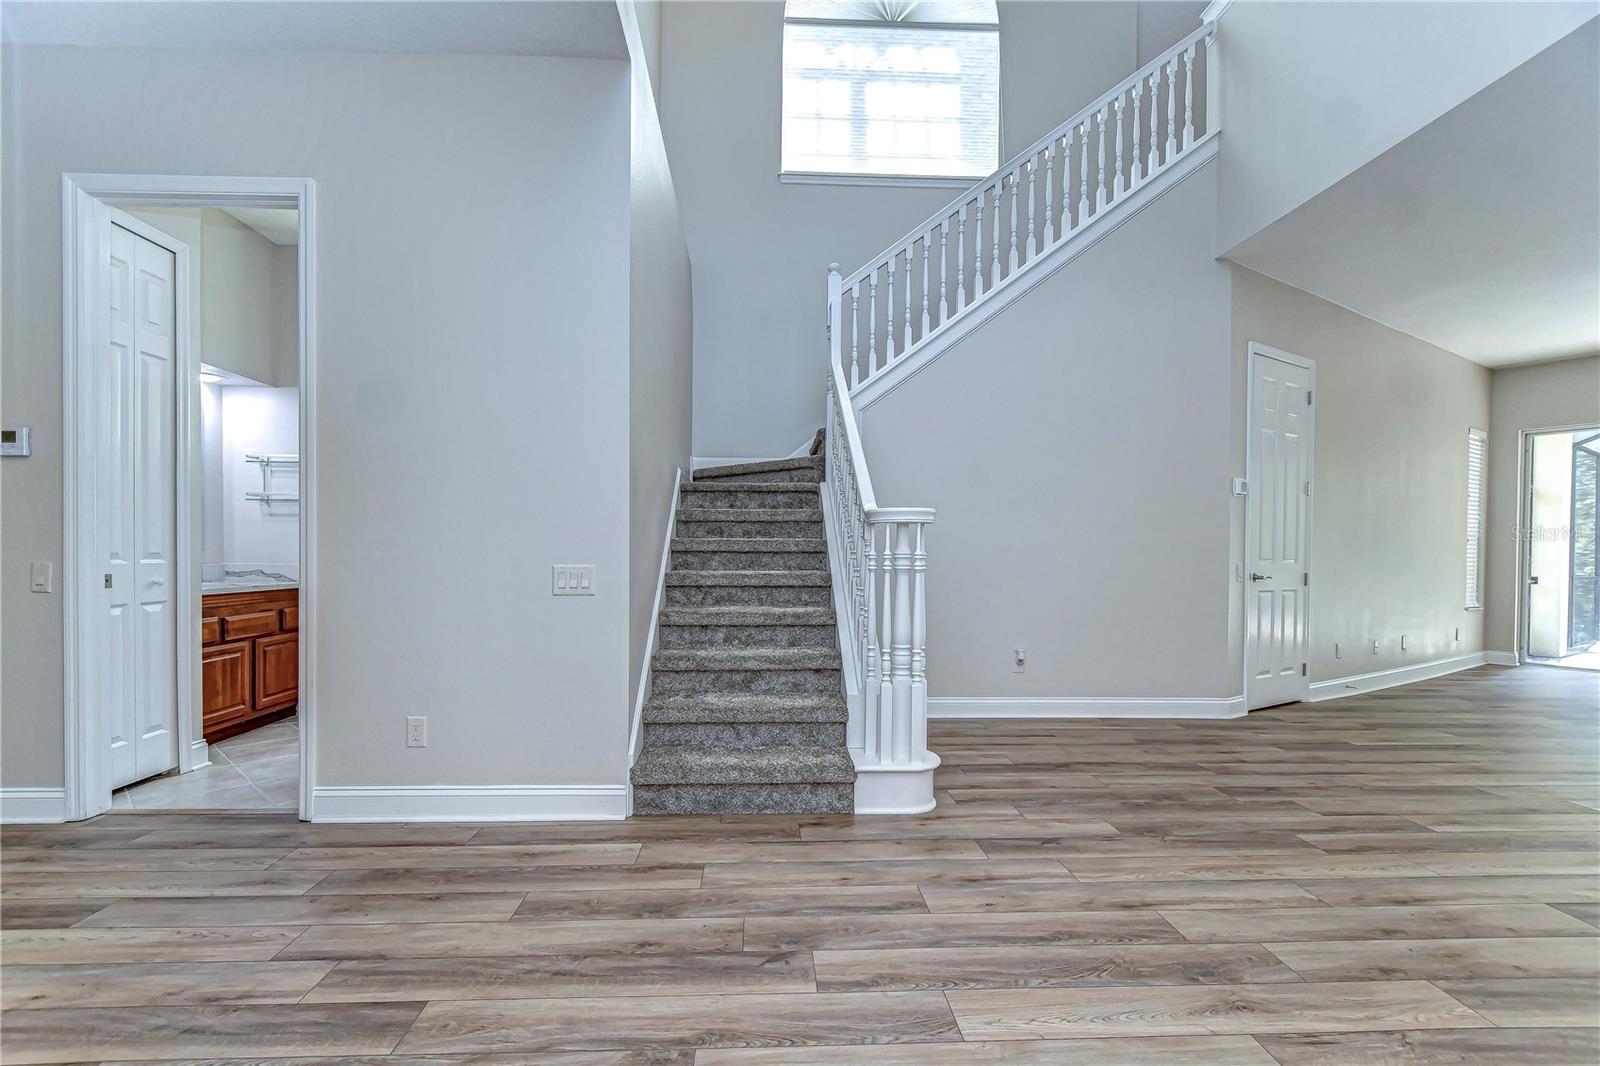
[405,716,427,748]
[1231,477,1248,496]
[1012,647,1026,673]
[553,565,595,596]
[1371,641,1379,654]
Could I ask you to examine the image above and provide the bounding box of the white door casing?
[106,221,180,789]
[1246,344,1314,710]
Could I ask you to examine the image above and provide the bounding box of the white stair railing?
[837,23,1218,394]
[824,266,938,814]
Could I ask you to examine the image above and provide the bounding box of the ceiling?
[222,207,299,246]
[0,1,626,59]
[1224,18,1599,369]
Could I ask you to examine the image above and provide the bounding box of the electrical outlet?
[552,565,595,596]
[1012,647,1026,673]
[1334,642,1342,659]
[406,716,427,748]
[1371,640,1379,655]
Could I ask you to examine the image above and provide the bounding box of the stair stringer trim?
[854,133,1218,414]
[817,478,862,752]
[627,466,685,815]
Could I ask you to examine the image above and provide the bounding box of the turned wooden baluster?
[973,193,984,296]
[956,205,968,308]
[1043,142,1055,245]
[867,273,878,376]
[1182,43,1196,148]
[1095,103,1109,211]
[920,232,931,336]
[937,219,949,325]
[990,181,1002,282]
[1078,121,1090,224]
[1008,167,1020,272]
[1025,158,1038,260]
[849,282,861,388]
[1165,57,1177,160]
[885,257,896,362]
[902,247,913,353]
[1147,69,1161,176]
[1114,96,1127,198]
[1062,133,1073,231]
[1131,82,1144,187]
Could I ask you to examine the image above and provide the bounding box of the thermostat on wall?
[0,427,30,457]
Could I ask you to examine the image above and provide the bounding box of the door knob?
[150,576,166,586]
[1249,572,1268,582]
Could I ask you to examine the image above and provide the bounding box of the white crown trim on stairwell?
[628,467,685,814]
[929,695,1247,719]
[854,134,1218,412]
[1307,652,1493,702]
[0,789,69,824]
[311,785,627,822]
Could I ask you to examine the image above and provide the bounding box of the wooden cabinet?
[201,587,299,743]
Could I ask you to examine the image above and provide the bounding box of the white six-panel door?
[106,221,179,789]
[1246,346,1314,710]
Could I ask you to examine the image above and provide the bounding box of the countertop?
[201,570,298,596]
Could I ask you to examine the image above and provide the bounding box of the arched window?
[781,0,1000,184]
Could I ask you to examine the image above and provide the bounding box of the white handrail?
[824,265,938,811]
[838,22,1218,392]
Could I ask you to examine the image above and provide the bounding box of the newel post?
[1204,29,1219,137]
[864,508,936,776]
[827,263,843,368]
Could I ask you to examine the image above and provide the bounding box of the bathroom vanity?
[201,579,299,743]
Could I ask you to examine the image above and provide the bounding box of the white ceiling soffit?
[1224,18,1600,369]
[0,1,628,59]
[222,207,300,246]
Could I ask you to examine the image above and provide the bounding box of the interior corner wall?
[860,161,1236,702]
[0,44,634,794]
[660,0,1207,461]
[1484,355,1600,656]
[1229,266,1493,685]
[1216,1,1598,255]
[626,31,694,717]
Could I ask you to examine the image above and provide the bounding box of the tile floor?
[114,717,298,810]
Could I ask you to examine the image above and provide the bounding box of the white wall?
[1485,355,1600,656]
[661,0,1207,460]
[1216,1,1597,254]
[200,382,225,564]
[1,45,634,793]
[622,0,695,716]
[220,387,300,570]
[861,162,1237,702]
[1230,267,1493,684]
[201,210,298,387]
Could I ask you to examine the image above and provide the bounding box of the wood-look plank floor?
[2,664,1597,1064]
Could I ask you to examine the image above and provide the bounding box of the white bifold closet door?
[106,220,179,789]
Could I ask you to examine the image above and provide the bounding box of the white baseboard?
[1308,652,1490,702]
[312,785,626,822]
[692,441,815,472]
[1,788,67,823]
[1485,650,1518,666]
[928,696,1246,720]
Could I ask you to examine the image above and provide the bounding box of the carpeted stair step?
[693,456,824,484]
[678,482,820,510]
[663,569,833,607]
[633,746,854,815]
[657,605,837,650]
[670,537,827,572]
[677,508,823,540]
[643,692,847,747]
[650,646,844,696]
[632,779,855,815]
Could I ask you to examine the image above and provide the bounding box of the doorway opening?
[62,175,316,821]
[1522,426,1600,671]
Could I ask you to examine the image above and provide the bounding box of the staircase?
[630,455,855,815]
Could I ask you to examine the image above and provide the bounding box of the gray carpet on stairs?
[632,453,855,815]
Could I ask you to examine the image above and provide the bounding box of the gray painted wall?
[625,4,695,717]
[1216,1,1596,255]
[1230,267,1493,685]
[661,0,1207,461]
[862,162,1237,701]
[1484,355,1600,656]
[1,45,635,791]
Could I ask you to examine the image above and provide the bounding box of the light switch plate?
[553,565,595,596]
[30,562,53,593]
